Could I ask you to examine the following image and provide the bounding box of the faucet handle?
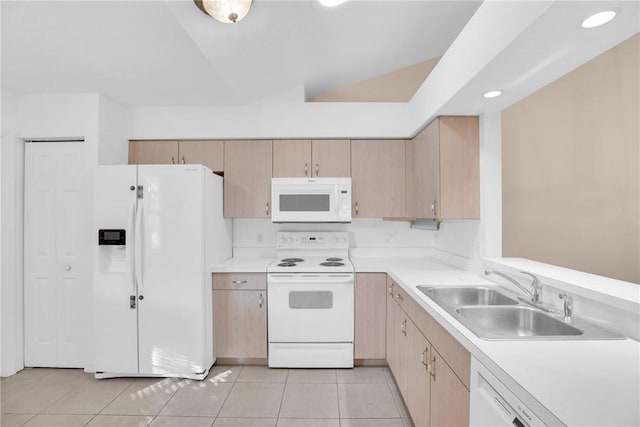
[558,293,574,321]
[520,271,542,302]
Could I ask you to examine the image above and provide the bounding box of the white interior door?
[24,141,87,367]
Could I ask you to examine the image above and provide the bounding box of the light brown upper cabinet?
[178,140,224,173]
[129,140,179,164]
[272,139,351,177]
[128,140,224,173]
[351,139,406,218]
[410,116,479,220]
[224,140,273,218]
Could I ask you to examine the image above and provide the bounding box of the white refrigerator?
[93,164,231,380]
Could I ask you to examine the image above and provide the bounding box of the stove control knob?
[339,237,347,245]
[287,237,294,245]
[279,237,286,245]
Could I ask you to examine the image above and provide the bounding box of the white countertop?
[211,256,274,273]
[212,254,640,426]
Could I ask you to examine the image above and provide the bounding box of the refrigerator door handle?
[135,199,144,298]
[128,199,137,300]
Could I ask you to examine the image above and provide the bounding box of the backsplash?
[232,218,435,249]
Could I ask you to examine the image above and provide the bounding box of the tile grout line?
[274,368,289,423]
[211,365,243,425]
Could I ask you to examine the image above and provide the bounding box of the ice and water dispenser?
[98,229,127,273]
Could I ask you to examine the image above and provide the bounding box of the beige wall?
[502,33,639,284]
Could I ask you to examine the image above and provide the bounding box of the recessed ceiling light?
[319,0,348,7]
[581,10,616,28]
[483,90,502,99]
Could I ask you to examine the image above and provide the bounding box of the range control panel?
[276,231,349,250]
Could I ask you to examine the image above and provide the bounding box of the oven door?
[271,178,351,223]
[267,273,354,342]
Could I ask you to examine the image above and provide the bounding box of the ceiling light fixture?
[319,0,348,7]
[195,0,252,24]
[483,90,502,99]
[581,10,616,28]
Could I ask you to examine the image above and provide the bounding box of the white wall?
[130,87,412,139]
[430,113,502,272]
[98,95,131,165]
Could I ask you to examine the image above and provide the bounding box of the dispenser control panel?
[98,229,126,246]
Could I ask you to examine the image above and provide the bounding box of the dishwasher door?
[470,357,547,427]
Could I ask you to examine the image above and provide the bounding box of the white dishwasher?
[470,357,551,427]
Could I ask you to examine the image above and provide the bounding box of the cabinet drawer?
[213,273,267,290]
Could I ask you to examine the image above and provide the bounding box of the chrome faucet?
[558,293,574,322]
[484,270,543,304]
[520,271,542,304]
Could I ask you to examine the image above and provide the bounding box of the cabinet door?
[412,121,440,219]
[178,140,224,173]
[213,290,267,358]
[430,348,470,427]
[405,140,415,219]
[129,140,179,165]
[395,302,409,402]
[311,139,351,177]
[407,320,431,427]
[439,116,480,219]
[386,279,397,374]
[354,273,387,359]
[273,140,312,177]
[351,140,406,218]
[224,140,272,218]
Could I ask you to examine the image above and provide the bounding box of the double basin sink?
[417,286,624,340]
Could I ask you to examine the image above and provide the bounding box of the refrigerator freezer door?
[136,165,207,376]
[93,165,139,374]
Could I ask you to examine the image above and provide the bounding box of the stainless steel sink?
[454,306,582,339]
[418,286,518,306]
[418,285,625,340]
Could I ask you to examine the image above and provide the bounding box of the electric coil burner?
[267,231,354,368]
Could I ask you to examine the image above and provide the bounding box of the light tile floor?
[0,366,412,427]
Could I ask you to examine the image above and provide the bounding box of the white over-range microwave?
[271,177,352,223]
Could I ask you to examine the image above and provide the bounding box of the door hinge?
[137,185,144,199]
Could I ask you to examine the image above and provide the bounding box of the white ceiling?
[1,0,481,107]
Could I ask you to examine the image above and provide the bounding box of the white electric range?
[267,231,354,368]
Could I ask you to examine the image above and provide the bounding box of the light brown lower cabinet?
[354,273,387,360]
[212,273,267,359]
[386,275,470,427]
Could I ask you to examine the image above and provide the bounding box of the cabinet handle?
[315,163,319,176]
[394,293,403,301]
[266,202,270,216]
[400,319,407,336]
[258,293,264,308]
[232,280,248,285]
[180,156,185,164]
[431,199,437,216]
[429,355,436,379]
[355,202,359,215]
[304,163,308,176]
[387,284,394,295]
[421,348,428,368]
[170,156,175,164]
